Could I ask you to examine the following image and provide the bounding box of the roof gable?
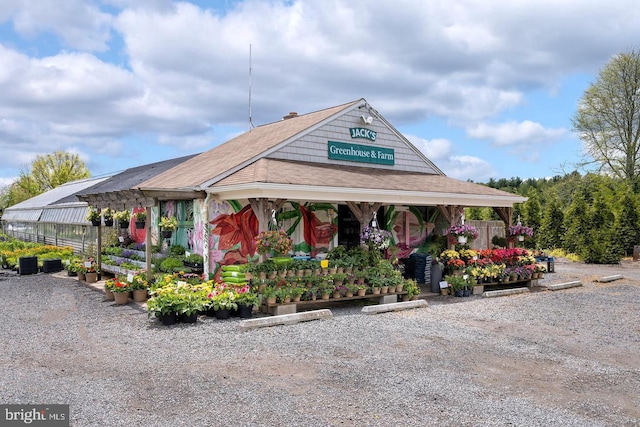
[266,101,443,175]
[137,100,361,191]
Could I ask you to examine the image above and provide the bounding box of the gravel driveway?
[1,259,639,426]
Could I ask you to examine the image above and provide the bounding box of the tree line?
[467,172,639,263]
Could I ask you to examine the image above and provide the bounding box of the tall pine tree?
[538,193,565,249]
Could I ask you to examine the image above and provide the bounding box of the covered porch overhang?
[205,183,526,208]
[205,182,527,239]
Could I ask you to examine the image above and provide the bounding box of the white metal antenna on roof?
[248,44,254,131]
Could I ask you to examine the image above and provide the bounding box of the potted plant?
[159,216,178,238]
[184,253,204,272]
[86,206,101,226]
[113,210,131,228]
[403,279,420,300]
[208,284,238,319]
[101,208,114,227]
[108,277,131,304]
[508,222,534,242]
[134,211,146,229]
[128,272,149,302]
[331,272,348,286]
[235,284,259,318]
[445,224,479,245]
[254,229,293,257]
[317,276,334,299]
[446,274,473,297]
[261,285,277,304]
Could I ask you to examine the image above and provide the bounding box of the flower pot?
[321,293,330,300]
[357,288,366,296]
[119,221,129,229]
[381,286,389,294]
[161,230,172,239]
[266,296,277,304]
[440,288,449,296]
[214,308,231,319]
[282,296,291,303]
[135,221,145,230]
[458,235,468,244]
[345,291,353,298]
[159,312,178,326]
[104,219,114,227]
[132,289,148,302]
[258,272,267,280]
[372,287,381,295]
[293,296,301,302]
[104,289,115,301]
[180,313,198,323]
[395,284,404,293]
[454,289,464,297]
[463,288,472,297]
[85,272,98,283]
[388,286,396,293]
[91,219,101,226]
[113,292,129,305]
[237,303,253,318]
[67,270,77,277]
[332,292,341,299]
[77,272,85,281]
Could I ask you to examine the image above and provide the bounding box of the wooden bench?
[262,291,408,315]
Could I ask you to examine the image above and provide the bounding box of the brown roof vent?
[283,112,298,120]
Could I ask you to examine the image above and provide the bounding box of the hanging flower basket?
[508,223,533,242]
[255,230,293,256]
[446,224,478,244]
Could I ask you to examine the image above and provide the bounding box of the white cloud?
[406,134,495,181]
[467,121,567,146]
[0,0,640,180]
[8,0,113,51]
[406,135,452,161]
[446,155,497,182]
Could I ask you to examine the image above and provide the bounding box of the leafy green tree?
[581,192,622,263]
[572,48,640,190]
[522,189,542,248]
[613,189,640,256]
[563,190,589,255]
[538,193,565,249]
[30,151,90,192]
[0,151,90,210]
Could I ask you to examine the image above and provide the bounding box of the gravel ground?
[1,258,639,427]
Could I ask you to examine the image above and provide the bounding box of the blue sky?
[0,0,638,188]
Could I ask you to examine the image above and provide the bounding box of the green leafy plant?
[159,216,178,230]
[86,206,100,222]
[101,207,114,221]
[113,210,131,223]
[160,257,184,273]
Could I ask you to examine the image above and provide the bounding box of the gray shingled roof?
[77,153,199,197]
[137,100,360,191]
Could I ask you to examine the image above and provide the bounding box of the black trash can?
[547,257,555,273]
[19,256,38,275]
